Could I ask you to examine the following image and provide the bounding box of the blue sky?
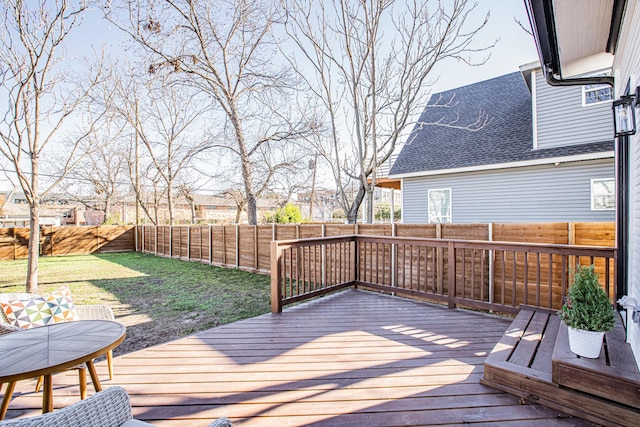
[70,1,539,94]
[429,1,538,93]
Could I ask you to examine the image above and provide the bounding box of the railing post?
[351,235,357,284]
[391,224,396,289]
[448,241,456,309]
[353,235,360,284]
[488,223,494,304]
[271,241,283,313]
[436,224,443,294]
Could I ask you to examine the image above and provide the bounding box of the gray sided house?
[390,69,615,224]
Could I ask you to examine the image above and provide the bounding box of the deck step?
[482,307,640,427]
[552,319,640,410]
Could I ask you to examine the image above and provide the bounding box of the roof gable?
[390,72,612,176]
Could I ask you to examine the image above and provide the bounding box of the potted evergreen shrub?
[558,265,616,358]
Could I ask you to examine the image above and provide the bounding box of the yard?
[0,252,272,355]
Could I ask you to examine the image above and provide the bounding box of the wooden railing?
[270,235,617,315]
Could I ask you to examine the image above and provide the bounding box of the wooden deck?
[3,290,591,426]
[482,307,640,427]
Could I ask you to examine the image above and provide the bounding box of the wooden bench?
[482,306,640,427]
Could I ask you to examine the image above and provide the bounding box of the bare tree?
[63,128,130,224]
[176,183,197,224]
[129,80,211,225]
[0,0,103,292]
[104,0,310,225]
[283,0,493,223]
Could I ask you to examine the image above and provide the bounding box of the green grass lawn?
[0,252,271,354]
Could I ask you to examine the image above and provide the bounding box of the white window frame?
[580,70,613,107]
[591,178,615,211]
[428,188,452,223]
[582,84,613,106]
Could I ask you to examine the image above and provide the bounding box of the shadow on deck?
[4,290,592,426]
[482,307,640,427]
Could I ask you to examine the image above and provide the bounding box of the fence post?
[187,226,191,261]
[235,224,239,269]
[222,226,226,265]
[448,241,456,309]
[254,226,259,271]
[209,225,213,265]
[270,240,283,313]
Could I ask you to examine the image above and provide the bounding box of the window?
[583,83,613,106]
[591,178,615,210]
[428,189,452,223]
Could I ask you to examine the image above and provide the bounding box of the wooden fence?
[0,226,135,260]
[270,235,617,316]
[136,222,615,274]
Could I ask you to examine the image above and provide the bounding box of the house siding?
[615,0,640,367]
[535,70,613,149]
[401,159,614,224]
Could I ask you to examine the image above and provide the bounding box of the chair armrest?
[207,417,233,427]
[0,322,19,336]
[75,305,115,321]
[0,386,133,427]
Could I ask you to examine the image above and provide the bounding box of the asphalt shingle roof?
[389,72,613,176]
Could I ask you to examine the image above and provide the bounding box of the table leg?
[1,382,16,420]
[42,375,53,413]
[78,368,87,399]
[86,360,102,392]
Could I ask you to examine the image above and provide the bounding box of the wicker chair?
[0,292,117,399]
[0,386,233,427]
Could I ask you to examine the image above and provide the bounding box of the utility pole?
[309,152,318,221]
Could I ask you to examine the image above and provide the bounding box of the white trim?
[531,69,538,149]
[590,177,615,211]
[389,151,614,179]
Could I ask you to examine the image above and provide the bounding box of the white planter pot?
[567,327,604,358]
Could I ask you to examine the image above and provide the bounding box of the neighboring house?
[0,190,282,226]
[390,67,615,224]
[524,0,640,368]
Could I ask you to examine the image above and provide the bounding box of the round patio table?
[0,320,126,419]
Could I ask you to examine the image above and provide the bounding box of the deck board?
[2,290,590,426]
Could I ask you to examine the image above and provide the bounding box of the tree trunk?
[347,186,366,224]
[104,199,111,224]
[26,202,40,293]
[167,187,174,225]
[229,102,257,225]
[366,185,374,224]
[190,202,196,224]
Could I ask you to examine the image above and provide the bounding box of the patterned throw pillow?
[45,286,80,323]
[0,297,53,329]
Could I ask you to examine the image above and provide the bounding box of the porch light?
[613,93,637,137]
